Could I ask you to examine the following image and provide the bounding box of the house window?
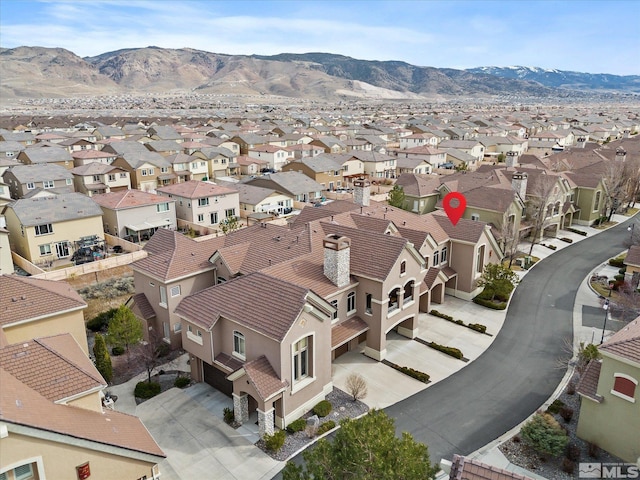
[8,463,34,480]
[34,224,53,236]
[347,291,356,313]
[471,213,480,221]
[293,336,309,381]
[43,180,54,189]
[161,167,169,173]
[330,300,338,320]
[594,191,601,212]
[149,168,155,175]
[198,198,209,207]
[441,246,448,264]
[226,208,236,218]
[198,214,204,222]
[66,178,73,185]
[365,293,372,315]
[26,182,35,190]
[159,286,167,307]
[400,261,406,275]
[210,212,218,224]
[233,331,246,359]
[157,202,170,212]
[433,250,439,266]
[39,244,52,255]
[611,373,637,402]
[141,169,149,176]
[120,173,127,178]
[170,285,181,297]
[476,245,485,273]
[163,322,170,340]
[174,323,182,333]
[108,174,116,181]
[93,175,101,182]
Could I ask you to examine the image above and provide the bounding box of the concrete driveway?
[135,383,283,480]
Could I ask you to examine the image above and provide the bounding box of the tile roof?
[214,352,244,372]
[433,212,487,243]
[70,162,125,176]
[5,163,74,182]
[331,316,369,349]
[600,316,640,364]
[624,246,640,267]
[242,355,288,400]
[0,276,86,328]
[463,185,521,214]
[175,272,310,341]
[0,368,164,458]
[21,146,73,163]
[395,173,441,197]
[576,360,603,402]
[449,454,534,480]
[71,149,116,160]
[233,183,277,205]
[157,180,237,199]
[6,192,103,225]
[246,171,324,196]
[129,293,156,320]
[0,334,105,402]
[92,189,173,209]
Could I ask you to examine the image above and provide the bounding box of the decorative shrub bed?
[542,243,557,250]
[473,296,507,310]
[313,400,332,417]
[567,228,587,236]
[317,420,336,435]
[609,256,625,268]
[560,237,573,243]
[264,430,286,452]
[134,381,161,399]
[383,360,430,383]
[468,323,487,333]
[427,342,464,359]
[429,309,488,334]
[286,418,307,433]
[174,376,190,388]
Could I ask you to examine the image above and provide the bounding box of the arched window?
[403,281,414,303]
[400,260,406,275]
[388,288,400,312]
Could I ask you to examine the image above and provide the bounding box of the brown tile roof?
[361,203,450,245]
[0,276,86,328]
[576,360,603,403]
[394,173,441,197]
[133,228,223,281]
[331,316,369,349]
[243,355,288,401]
[463,186,521,214]
[449,454,534,480]
[129,293,156,320]
[624,246,640,268]
[92,189,172,209]
[0,334,105,402]
[433,212,487,243]
[175,272,310,341]
[423,267,444,290]
[214,352,244,373]
[0,368,164,458]
[157,180,237,198]
[600,316,640,364]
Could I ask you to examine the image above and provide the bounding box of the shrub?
[155,342,171,358]
[428,342,464,359]
[562,459,575,474]
[111,345,125,356]
[566,442,580,462]
[588,442,600,458]
[468,323,487,333]
[560,406,574,422]
[546,399,565,414]
[223,407,234,424]
[566,381,576,395]
[86,308,118,332]
[609,257,625,268]
[397,365,430,383]
[264,430,286,452]
[473,296,507,310]
[174,376,190,388]
[134,381,161,399]
[567,227,587,236]
[93,333,113,383]
[313,400,332,417]
[520,412,568,457]
[286,418,307,433]
[560,237,573,243]
[513,435,521,443]
[317,420,336,435]
[543,243,557,250]
[619,267,627,275]
[455,319,464,325]
[429,309,454,321]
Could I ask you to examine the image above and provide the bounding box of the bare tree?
[611,281,640,322]
[601,160,628,221]
[623,156,640,209]
[499,216,521,268]
[135,326,166,384]
[526,174,557,255]
[345,373,368,402]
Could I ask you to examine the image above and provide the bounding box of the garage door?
[203,362,233,397]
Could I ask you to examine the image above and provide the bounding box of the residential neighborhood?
[0,104,639,480]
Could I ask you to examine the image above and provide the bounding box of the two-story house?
[281,156,345,191]
[2,163,75,199]
[70,162,131,196]
[248,145,291,172]
[16,146,75,170]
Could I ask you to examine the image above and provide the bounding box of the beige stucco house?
[576,317,640,463]
[2,163,75,199]
[70,162,130,196]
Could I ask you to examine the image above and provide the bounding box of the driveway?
[135,383,282,480]
[386,219,632,464]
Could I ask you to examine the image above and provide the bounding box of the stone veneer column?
[258,408,275,437]
[233,393,249,425]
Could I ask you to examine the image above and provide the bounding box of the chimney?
[505,151,519,167]
[512,172,528,199]
[323,234,351,287]
[353,177,370,207]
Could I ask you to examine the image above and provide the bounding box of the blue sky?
[1,0,638,75]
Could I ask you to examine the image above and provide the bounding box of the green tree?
[520,412,568,457]
[388,184,406,209]
[93,333,112,383]
[577,342,601,373]
[106,305,143,356]
[282,409,438,480]
[476,263,519,302]
[220,215,240,235]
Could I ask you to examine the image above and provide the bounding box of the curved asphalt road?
[387,218,633,464]
[273,218,634,478]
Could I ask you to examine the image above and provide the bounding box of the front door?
[55,241,70,258]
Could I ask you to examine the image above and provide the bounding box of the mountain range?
[1,46,638,103]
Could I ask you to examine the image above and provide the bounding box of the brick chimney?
[511,172,528,199]
[323,234,351,287]
[353,177,370,207]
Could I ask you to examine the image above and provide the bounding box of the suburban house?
[235,155,269,176]
[193,146,236,180]
[0,141,24,159]
[0,219,13,275]
[71,149,118,166]
[394,173,442,214]
[70,162,131,196]
[350,152,397,179]
[94,125,126,141]
[281,156,346,191]
[576,317,640,463]
[233,183,295,219]
[564,172,608,226]
[147,125,183,142]
[103,142,173,192]
[438,140,485,162]
[16,146,75,170]
[248,145,291,171]
[396,146,447,169]
[245,171,324,205]
[157,180,240,228]
[166,152,208,183]
[2,163,75,199]
[3,192,104,265]
[444,148,479,171]
[396,156,434,175]
[92,189,177,242]
[0,275,88,354]
[309,136,347,154]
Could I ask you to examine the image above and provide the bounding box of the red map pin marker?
[443,192,466,226]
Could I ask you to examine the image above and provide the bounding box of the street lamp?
[600,299,610,344]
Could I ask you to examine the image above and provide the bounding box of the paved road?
[387,219,632,464]
[274,219,634,478]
